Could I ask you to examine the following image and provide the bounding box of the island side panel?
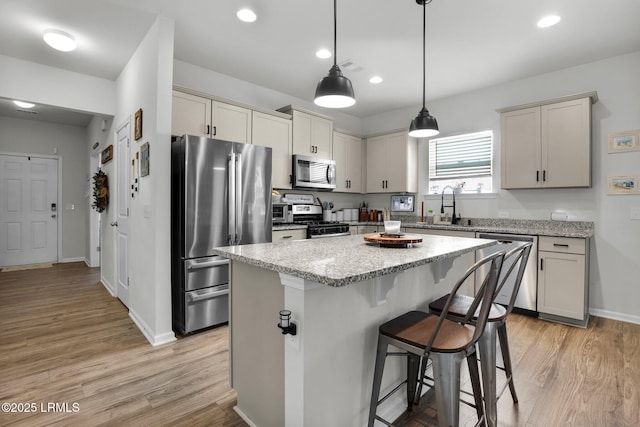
[283,260,466,427]
[230,261,285,427]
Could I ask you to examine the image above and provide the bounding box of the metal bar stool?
[368,250,506,427]
[428,242,532,427]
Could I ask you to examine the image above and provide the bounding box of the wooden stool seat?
[429,294,507,323]
[380,311,475,353]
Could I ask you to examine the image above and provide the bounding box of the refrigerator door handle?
[187,286,230,303]
[186,258,229,270]
[228,153,237,245]
[236,153,243,245]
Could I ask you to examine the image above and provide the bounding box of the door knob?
[51,214,57,218]
[110,221,118,227]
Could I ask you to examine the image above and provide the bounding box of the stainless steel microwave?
[292,155,336,190]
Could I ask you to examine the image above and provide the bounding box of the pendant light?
[314,0,355,108]
[408,0,439,138]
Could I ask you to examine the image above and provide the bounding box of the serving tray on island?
[364,233,423,247]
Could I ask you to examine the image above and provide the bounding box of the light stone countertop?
[272,224,307,231]
[211,234,496,287]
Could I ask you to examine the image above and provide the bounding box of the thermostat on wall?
[391,195,414,212]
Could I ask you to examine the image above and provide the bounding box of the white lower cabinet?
[537,236,589,326]
[272,229,306,242]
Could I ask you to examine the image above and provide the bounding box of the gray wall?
[0,115,88,262]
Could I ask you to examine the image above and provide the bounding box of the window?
[428,130,493,194]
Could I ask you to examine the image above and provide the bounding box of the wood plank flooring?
[1,262,638,426]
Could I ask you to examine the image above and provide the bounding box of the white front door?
[0,154,58,267]
[115,122,130,307]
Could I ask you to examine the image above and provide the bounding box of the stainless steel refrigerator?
[171,135,272,334]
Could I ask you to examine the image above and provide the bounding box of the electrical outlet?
[631,207,640,220]
[286,320,300,351]
[498,211,509,218]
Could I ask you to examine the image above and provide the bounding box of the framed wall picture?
[134,108,143,141]
[606,174,640,195]
[101,145,113,164]
[140,142,150,177]
[608,130,640,153]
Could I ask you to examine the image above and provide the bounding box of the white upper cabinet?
[172,91,252,144]
[366,131,417,193]
[500,93,596,189]
[252,111,293,189]
[278,106,333,159]
[333,131,363,193]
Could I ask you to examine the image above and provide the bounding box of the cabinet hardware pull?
[282,235,292,239]
[553,243,569,248]
[213,126,217,136]
[382,180,385,189]
[543,170,546,182]
[206,125,210,135]
[536,171,540,182]
[540,258,544,270]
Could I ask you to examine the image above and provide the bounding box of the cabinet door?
[541,98,591,188]
[384,132,411,192]
[211,101,252,144]
[313,116,333,159]
[172,91,211,137]
[366,136,387,192]
[500,107,541,189]
[345,134,363,193]
[292,111,313,155]
[252,112,292,189]
[333,132,349,192]
[538,251,586,320]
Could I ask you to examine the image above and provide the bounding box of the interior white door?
[115,123,130,307]
[0,154,58,267]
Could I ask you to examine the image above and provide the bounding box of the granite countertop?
[348,218,594,238]
[211,234,495,287]
[273,224,307,231]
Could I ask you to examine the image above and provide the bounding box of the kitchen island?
[211,234,496,427]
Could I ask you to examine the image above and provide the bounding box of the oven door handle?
[310,232,351,238]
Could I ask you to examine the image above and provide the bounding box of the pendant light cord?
[333,0,338,67]
[421,0,426,109]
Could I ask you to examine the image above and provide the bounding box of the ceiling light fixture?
[237,8,257,23]
[13,100,35,109]
[43,29,77,52]
[316,48,332,59]
[537,15,561,28]
[369,76,383,84]
[408,0,439,138]
[314,0,355,108]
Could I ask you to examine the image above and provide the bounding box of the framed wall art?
[101,145,113,164]
[134,108,143,141]
[606,174,640,195]
[140,142,150,177]
[607,129,640,153]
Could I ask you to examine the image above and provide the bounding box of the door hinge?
[96,246,101,252]
[127,277,130,286]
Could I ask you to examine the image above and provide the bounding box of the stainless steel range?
[284,194,350,238]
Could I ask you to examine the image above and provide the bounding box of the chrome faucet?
[440,185,458,224]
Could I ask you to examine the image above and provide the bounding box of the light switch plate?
[631,207,640,220]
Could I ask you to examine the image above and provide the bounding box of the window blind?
[429,131,493,180]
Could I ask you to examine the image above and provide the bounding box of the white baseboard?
[62,257,85,263]
[233,406,257,427]
[101,277,116,296]
[590,308,640,325]
[129,308,176,347]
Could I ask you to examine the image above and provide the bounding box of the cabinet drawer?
[539,236,585,254]
[272,229,307,242]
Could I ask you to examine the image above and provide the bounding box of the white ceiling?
[1,0,640,122]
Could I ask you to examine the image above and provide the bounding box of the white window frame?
[427,130,493,194]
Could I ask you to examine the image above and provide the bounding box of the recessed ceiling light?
[316,48,331,59]
[43,29,76,52]
[537,15,561,28]
[237,8,257,23]
[369,76,383,84]
[13,100,35,108]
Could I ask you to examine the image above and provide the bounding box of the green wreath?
[92,170,109,213]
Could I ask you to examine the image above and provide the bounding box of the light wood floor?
[1,263,638,426]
